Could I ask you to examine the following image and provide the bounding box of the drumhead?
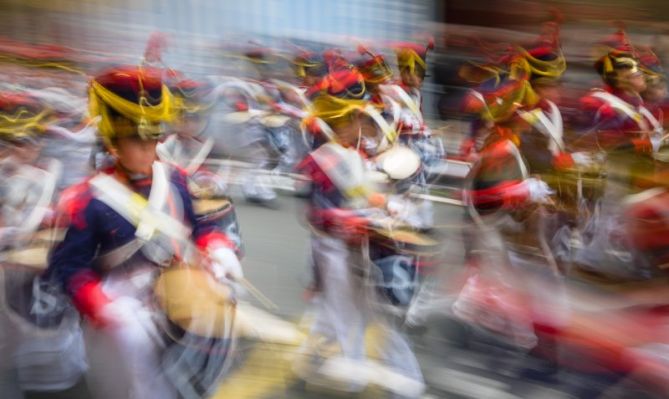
[193,198,232,215]
[260,114,291,128]
[154,267,235,338]
[375,146,421,180]
[376,229,437,247]
[221,110,266,124]
[33,229,66,244]
[1,246,50,269]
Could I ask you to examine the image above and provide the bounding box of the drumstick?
[238,277,279,311]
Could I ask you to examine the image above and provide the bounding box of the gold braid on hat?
[89,77,179,145]
[309,94,367,128]
[397,48,426,76]
[512,47,566,80]
[0,108,51,140]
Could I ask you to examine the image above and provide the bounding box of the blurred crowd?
[3,6,669,399]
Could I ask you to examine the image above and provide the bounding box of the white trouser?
[84,266,176,399]
[307,235,424,397]
[0,305,23,399]
[309,235,369,362]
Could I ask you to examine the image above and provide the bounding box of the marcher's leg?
[84,299,175,399]
[310,236,367,362]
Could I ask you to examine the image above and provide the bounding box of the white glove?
[650,135,663,153]
[525,177,554,204]
[97,297,144,327]
[209,247,243,281]
[98,297,160,342]
[570,152,593,167]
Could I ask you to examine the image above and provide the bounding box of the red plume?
[144,32,168,63]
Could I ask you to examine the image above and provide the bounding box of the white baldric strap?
[363,104,398,151]
[591,91,650,132]
[387,95,402,130]
[310,143,369,204]
[89,162,191,243]
[384,85,422,124]
[167,137,214,175]
[517,100,564,155]
[313,118,335,142]
[638,106,663,135]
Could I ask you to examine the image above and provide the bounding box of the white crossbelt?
[517,100,564,156]
[592,91,650,132]
[382,84,423,124]
[89,162,192,244]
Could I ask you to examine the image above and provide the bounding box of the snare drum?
[193,197,243,254]
[154,266,236,397]
[542,155,606,216]
[372,228,439,257]
[154,266,235,337]
[369,228,438,307]
[0,245,50,270]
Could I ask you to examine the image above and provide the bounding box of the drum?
[154,266,236,397]
[371,227,439,257]
[548,155,606,213]
[193,197,243,255]
[463,139,529,226]
[154,266,235,338]
[369,227,438,307]
[0,245,50,270]
[0,265,87,391]
[32,228,66,245]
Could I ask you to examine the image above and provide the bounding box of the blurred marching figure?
[216,45,306,205]
[0,92,88,398]
[638,46,668,122]
[351,44,441,327]
[44,66,243,399]
[353,44,402,156]
[35,88,98,191]
[454,18,578,368]
[261,47,314,171]
[158,78,224,194]
[294,67,425,398]
[0,62,95,192]
[158,77,244,253]
[380,39,445,230]
[291,48,329,152]
[570,27,667,281]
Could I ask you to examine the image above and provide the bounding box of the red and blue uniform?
[45,166,236,322]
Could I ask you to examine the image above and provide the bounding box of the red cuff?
[469,180,529,209]
[196,231,235,251]
[71,278,110,326]
[553,152,575,170]
[632,138,653,154]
